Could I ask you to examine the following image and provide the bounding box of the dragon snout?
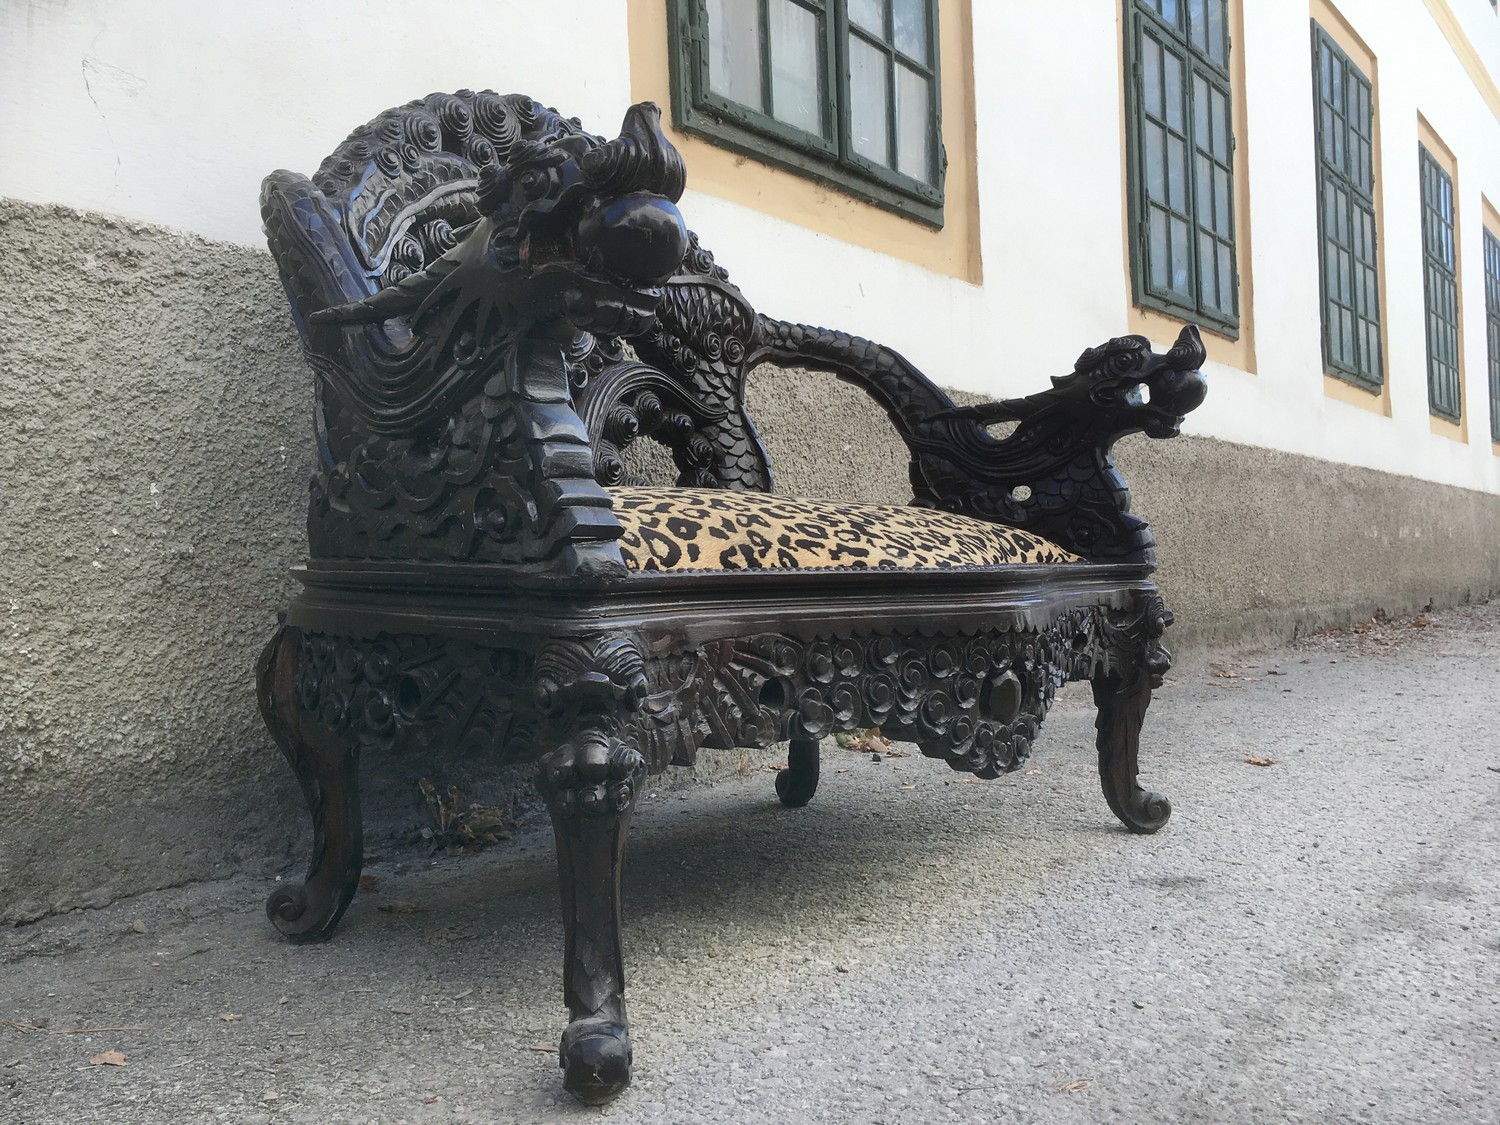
[575,192,689,286]
[1153,366,1208,416]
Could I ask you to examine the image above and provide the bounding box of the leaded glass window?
[1124,0,1240,333]
[1484,228,1500,442]
[1419,146,1462,421]
[1312,24,1382,387]
[671,0,945,225]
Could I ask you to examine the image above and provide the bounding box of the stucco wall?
[3,199,1497,922]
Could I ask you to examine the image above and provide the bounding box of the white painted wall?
[0,0,633,243]
[4,0,1499,496]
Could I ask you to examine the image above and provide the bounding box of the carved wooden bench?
[257,91,1207,1104]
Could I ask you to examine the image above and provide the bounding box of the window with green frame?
[1484,227,1500,442]
[1123,0,1240,335]
[1419,145,1462,421]
[667,0,945,226]
[1311,24,1382,388]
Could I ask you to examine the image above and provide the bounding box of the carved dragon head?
[310,102,689,346]
[1064,325,1209,439]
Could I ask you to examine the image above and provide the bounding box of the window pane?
[895,64,931,182]
[1207,0,1226,65]
[1199,232,1218,306]
[1194,154,1212,225]
[849,0,883,35]
[707,0,764,110]
[1145,123,1166,201]
[1149,208,1170,290]
[1193,72,1209,143]
[769,0,824,135]
[1142,36,1162,118]
[1210,86,1229,160]
[1188,0,1207,54]
[894,0,927,60]
[1217,242,1233,312]
[1213,166,1231,236]
[1170,216,1191,294]
[1163,50,1184,131]
[849,34,891,165]
[1167,135,1187,211]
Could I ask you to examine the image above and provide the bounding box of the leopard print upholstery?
[610,487,1082,573]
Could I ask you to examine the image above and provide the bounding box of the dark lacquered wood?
[255,89,1206,1104]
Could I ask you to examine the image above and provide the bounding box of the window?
[1311,23,1382,388]
[1484,227,1500,442]
[668,0,945,225]
[1419,145,1462,421]
[1123,0,1239,334]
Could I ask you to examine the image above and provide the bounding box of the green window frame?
[1484,228,1500,443]
[1419,145,1462,422]
[1123,0,1240,335]
[668,0,946,227]
[1311,24,1382,388]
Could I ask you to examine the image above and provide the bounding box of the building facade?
[3,0,1499,918]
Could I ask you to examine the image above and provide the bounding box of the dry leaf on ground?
[220,1014,242,1022]
[1245,757,1279,767]
[377,900,426,914]
[1058,1079,1092,1093]
[358,875,376,891]
[834,728,894,753]
[89,1051,127,1067]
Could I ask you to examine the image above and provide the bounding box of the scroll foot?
[1092,669,1171,835]
[774,737,820,807]
[257,624,363,943]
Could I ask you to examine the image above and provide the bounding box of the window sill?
[675,106,946,230]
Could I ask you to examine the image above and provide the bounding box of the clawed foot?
[560,1016,633,1104]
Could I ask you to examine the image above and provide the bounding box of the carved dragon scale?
[257,89,1207,1104]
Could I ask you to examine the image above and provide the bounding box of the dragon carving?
[263,89,1206,571]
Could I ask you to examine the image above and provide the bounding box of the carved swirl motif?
[292,632,535,758]
[643,611,1105,779]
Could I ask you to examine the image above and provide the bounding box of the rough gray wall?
[3,198,1498,923]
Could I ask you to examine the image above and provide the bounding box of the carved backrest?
[262,91,773,568]
[265,91,1205,572]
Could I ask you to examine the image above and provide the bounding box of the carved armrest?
[749,318,1207,566]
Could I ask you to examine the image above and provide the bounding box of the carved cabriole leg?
[775,737,820,807]
[257,623,364,942]
[1092,595,1175,834]
[532,634,650,1105]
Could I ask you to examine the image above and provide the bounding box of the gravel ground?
[3,603,1498,1124]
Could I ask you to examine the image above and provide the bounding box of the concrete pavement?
[3,603,1498,1124]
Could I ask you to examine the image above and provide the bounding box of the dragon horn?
[580,102,686,203]
[309,253,453,325]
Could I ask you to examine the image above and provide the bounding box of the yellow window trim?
[1485,195,1500,456]
[626,0,982,284]
[1313,0,1392,418]
[1116,0,1257,373]
[1422,0,1500,129]
[1417,114,1468,444]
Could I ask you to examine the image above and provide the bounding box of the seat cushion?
[610,487,1082,573]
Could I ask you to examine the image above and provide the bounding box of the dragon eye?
[519,167,549,199]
